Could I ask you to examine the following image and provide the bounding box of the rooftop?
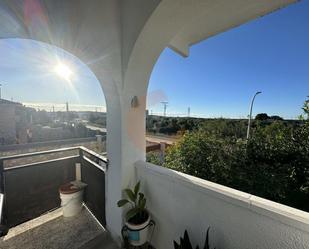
[0,99,22,106]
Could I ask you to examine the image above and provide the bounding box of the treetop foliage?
[149,100,309,212]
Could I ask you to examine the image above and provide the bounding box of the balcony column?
[96,90,146,245]
[100,1,211,242]
[96,71,148,243]
[96,74,123,242]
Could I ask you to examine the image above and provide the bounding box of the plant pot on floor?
[123,210,152,246]
[118,181,155,247]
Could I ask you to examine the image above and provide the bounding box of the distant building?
[0,99,30,145]
[0,99,20,144]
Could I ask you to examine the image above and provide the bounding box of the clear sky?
[0,1,308,118]
[0,38,105,112]
[148,0,309,119]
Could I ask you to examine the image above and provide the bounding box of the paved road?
[146,134,179,144]
[86,124,179,145]
[86,124,107,133]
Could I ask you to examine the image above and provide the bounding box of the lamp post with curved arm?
[246,91,262,140]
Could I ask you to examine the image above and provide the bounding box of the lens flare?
[54,62,73,82]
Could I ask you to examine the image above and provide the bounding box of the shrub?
[164,119,309,211]
[146,151,162,165]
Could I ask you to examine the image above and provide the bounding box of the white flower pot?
[125,214,151,246]
[60,190,84,217]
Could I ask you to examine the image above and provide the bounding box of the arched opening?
[0,38,107,150]
[0,38,113,247]
[146,1,309,213]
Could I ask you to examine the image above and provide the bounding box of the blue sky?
[148,0,309,118]
[0,38,105,111]
[0,1,308,118]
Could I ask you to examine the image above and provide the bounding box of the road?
[86,124,179,144]
[145,134,179,145]
[86,124,107,133]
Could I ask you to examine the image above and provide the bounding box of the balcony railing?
[0,146,108,236]
[2,146,307,249]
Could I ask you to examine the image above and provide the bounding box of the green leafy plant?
[164,100,309,212]
[117,181,148,224]
[173,228,215,249]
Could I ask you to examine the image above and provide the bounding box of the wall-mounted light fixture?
[131,96,139,108]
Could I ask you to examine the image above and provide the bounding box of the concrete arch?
[0,0,123,109]
[121,0,296,182]
[0,0,124,237]
[120,0,209,190]
[119,1,296,240]
[0,34,124,240]
[124,0,297,100]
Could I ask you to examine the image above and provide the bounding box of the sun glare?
[54,62,73,82]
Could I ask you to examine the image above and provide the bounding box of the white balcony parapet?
[135,161,309,249]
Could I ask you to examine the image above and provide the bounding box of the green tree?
[146,151,162,165]
[164,130,238,185]
[163,105,309,211]
[255,113,270,121]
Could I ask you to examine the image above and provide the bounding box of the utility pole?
[52,106,55,121]
[188,107,191,117]
[246,91,262,140]
[65,102,70,122]
[161,101,168,117]
[0,84,2,99]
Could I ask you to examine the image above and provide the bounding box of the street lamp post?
[246,91,262,140]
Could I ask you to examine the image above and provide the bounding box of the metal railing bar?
[0,194,3,224]
[0,158,7,237]
[0,137,96,152]
[0,146,107,235]
[0,159,3,193]
[82,155,106,173]
[79,146,108,163]
[0,147,80,161]
[4,155,80,172]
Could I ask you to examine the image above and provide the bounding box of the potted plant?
[174,228,216,249]
[117,181,152,246]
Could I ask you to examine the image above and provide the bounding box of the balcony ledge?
[0,207,119,249]
[135,160,309,233]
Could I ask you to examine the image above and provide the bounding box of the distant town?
[0,98,303,147]
[0,98,106,146]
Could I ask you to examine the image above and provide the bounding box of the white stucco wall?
[135,161,309,249]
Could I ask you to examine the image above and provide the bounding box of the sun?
[54,62,73,82]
